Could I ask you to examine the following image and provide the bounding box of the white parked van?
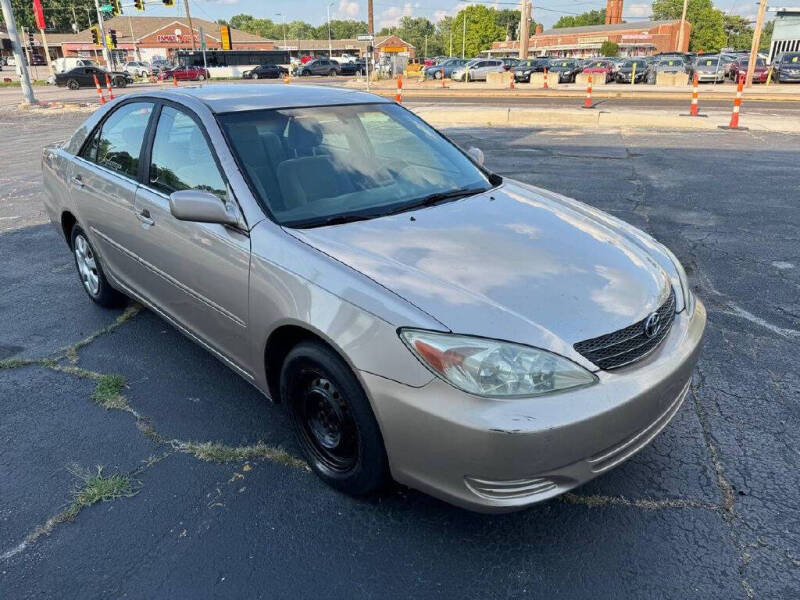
[52,57,96,74]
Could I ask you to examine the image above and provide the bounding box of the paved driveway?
[1,110,798,598]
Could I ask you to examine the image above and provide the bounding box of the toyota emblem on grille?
[643,312,661,338]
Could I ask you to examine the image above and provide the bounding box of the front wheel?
[197,74,205,81]
[71,226,127,308]
[67,79,79,90]
[281,341,389,495]
[434,70,443,80]
[114,77,127,88]
[328,69,336,77]
[251,72,259,79]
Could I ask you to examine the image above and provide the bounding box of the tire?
[114,77,127,88]
[251,72,259,79]
[280,341,389,495]
[67,79,79,90]
[70,226,127,308]
[434,70,442,80]
[197,74,205,81]
[328,69,336,77]
[302,70,310,76]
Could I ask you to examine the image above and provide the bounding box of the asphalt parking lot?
[1,110,799,599]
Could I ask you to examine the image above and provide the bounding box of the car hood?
[287,181,671,355]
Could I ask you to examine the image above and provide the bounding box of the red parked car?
[728,56,768,83]
[300,55,315,64]
[158,65,209,81]
[581,59,614,83]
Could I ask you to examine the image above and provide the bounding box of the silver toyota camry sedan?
[42,85,705,512]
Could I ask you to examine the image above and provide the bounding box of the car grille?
[574,289,676,370]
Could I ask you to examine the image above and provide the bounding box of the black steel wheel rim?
[292,371,358,473]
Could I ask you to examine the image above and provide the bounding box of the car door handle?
[136,208,154,226]
[70,175,84,188]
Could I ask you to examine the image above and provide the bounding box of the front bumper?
[363,298,706,513]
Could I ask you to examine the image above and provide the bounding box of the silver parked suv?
[42,85,705,512]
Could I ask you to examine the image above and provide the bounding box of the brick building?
[488,19,690,58]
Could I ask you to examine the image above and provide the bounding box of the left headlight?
[399,329,597,398]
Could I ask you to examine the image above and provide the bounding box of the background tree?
[1,0,97,33]
[451,5,505,58]
[600,40,619,56]
[553,9,606,29]
[436,15,455,56]
[286,20,318,41]
[652,0,726,52]
[378,16,438,55]
[494,9,520,41]
[722,14,752,49]
[315,19,368,40]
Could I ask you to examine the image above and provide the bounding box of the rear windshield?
[780,53,800,64]
[696,58,720,66]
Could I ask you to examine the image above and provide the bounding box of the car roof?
[144,84,390,113]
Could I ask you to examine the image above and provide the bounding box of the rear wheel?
[197,73,205,81]
[281,341,389,495]
[67,79,79,90]
[434,70,443,80]
[328,69,336,77]
[114,77,127,88]
[71,226,127,308]
[251,72,259,79]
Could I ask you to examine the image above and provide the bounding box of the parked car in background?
[646,57,691,84]
[773,52,800,82]
[500,57,519,70]
[123,61,151,78]
[728,56,768,83]
[150,59,172,75]
[423,58,468,79]
[52,57,96,74]
[338,60,366,76]
[451,58,505,82]
[546,59,581,83]
[242,64,288,79]
[614,58,648,83]
[513,58,549,82]
[54,66,133,89]
[296,58,340,76]
[158,65,209,81]
[691,56,726,83]
[581,59,614,83]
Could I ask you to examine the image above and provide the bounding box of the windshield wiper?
[382,187,488,217]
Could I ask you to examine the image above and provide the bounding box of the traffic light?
[109,30,118,49]
[134,0,145,10]
[162,0,175,5]
[90,26,100,46]
[27,31,34,47]
[111,0,122,16]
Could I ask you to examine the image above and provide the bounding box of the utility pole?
[93,0,112,69]
[449,28,453,57]
[676,0,689,52]
[745,0,768,88]
[367,0,374,36]
[424,33,427,58]
[71,5,79,32]
[182,0,196,51]
[327,2,333,58]
[519,0,530,59]
[0,0,37,105]
[462,13,466,59]
[128,15,140,61]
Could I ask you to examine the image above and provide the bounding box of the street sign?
[220,24,232,50]
[357,34,374,41]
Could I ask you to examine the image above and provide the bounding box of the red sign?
[33,0,46,30]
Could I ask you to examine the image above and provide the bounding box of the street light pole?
[0,0,37,105]
[327,3,333,58]
[92,0,112,69]
[676,0,689,52]
[519,0,530,59]
[276,13,287,51]
[182,0,197,51]
[462,13,466,59]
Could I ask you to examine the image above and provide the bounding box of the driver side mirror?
[467,146,485,166]
[169,190,240,227]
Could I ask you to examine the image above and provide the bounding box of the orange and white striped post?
[395,74,403,103]
[720,73,747,130]
[583,74,593,108]
[173,73,178,87]
[92,74,106,106]
[689,71,699,116]
[543,67,549,89]
[104,73,115,101]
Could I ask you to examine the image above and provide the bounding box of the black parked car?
[513,58,549,82]
[242,64,288,79]
[615,58,648,83]
[55,66,133,90]
[296,58,341,76]
[338,60,367,76]
[546,59,582,83]
[773,52,800,83]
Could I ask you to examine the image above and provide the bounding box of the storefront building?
[768,7,800,63]
[488,19,690,58]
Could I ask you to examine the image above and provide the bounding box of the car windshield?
[219,103,493,228]
[782,53,800,64]
[549,60,575,68]
[738,57,765,66]
[696,58,719,66]
[622,60,644,68]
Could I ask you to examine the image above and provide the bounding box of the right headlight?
[399,329,597,398]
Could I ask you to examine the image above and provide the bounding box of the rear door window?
[81,102,154,178]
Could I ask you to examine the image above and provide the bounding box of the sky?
[140,0,768,32]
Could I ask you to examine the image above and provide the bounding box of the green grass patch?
[91,374,128,410]
[63,466,135,519]
[175,440,308,470]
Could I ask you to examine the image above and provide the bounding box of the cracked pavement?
[1,111,798,598]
